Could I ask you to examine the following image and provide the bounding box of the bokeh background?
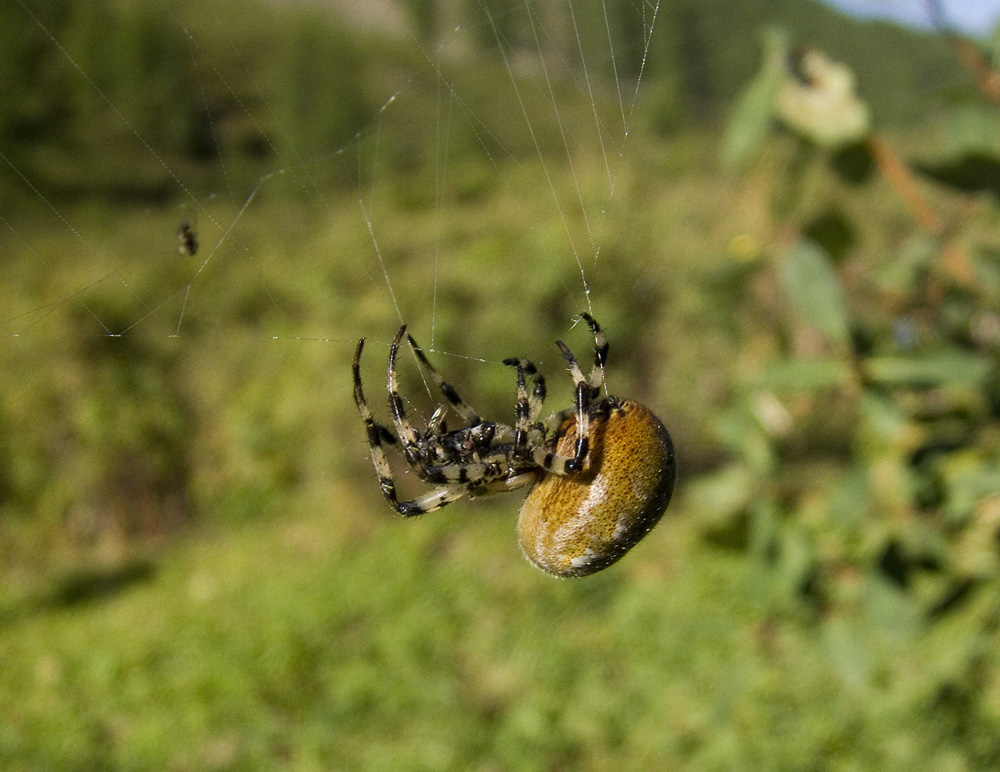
[3,0,1000,769]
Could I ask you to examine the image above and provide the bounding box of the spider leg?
[356,337,474,516]
[578,312,608,393]
[555,339,591,474]
[478,471,538,494]
[394,484,471,517]
[353,338,421,514]
[376,423,399,445]
[539,407,572,434]
[421,459,501,485]
[387,325,423,465]
[406,333,481,424]
[502,357,546,420]
[424,405,448,436]
[502,358,534,460]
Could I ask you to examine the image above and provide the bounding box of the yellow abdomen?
[517,400,676,578]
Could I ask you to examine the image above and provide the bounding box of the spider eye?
[479,424,495,444]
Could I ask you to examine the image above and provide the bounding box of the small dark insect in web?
[176,221,198,256]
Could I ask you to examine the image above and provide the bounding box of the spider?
[352,313,676,578]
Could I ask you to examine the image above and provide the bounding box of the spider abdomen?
[517,399,676,578]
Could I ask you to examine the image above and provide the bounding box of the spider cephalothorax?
[352,313,676,577]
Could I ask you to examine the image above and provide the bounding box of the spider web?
[1,0,662,445]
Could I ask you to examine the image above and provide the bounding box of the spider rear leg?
[406,333,481,424]
[400,467,536,516]
[394,458,515,515]
[395,484,470,516]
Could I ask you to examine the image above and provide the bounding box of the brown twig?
[926,0,1000,108]
[864,134,975,287]
[950,38,1000,109]
[865,135,940,232]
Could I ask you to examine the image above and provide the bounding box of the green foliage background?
[2,0,1000,770]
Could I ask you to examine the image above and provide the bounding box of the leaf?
[712,405,775,474]
[778,526,815,594]
[756,357,853,391]
[802,207,856,263]
[748,499,780,558]
[875,234,937,294]
[828,141,874,184]
[862,349,992,387]
[938,449,1000,521]
[780,240,851,345]
[685,463,757,524]
[858,393,918,456]
[940,103,1000,157]
[914,152,1000,199]
[822,616,871,689]
[972,247,1000,292]
[771,139,814,220]
[719,28,788,171]
[825,466,871,530]
[863,574,918,638]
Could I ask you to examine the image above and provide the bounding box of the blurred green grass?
[4,1,1000,768]
[4,492,999,771]
[3,130,1000,769]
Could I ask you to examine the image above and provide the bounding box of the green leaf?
[685,463,757,524]
[822,616,871,689]
[802,207,856,263]
[875,234,937,294]
[972,246,1000,293]
[771,139,814,220]
[719,28,787,171]
[756,357,853,391]
[748,499,780,558]
[713,405,775,473]
[780,240,851,345]
[863,575,918,638]
[914,152,1000,199]
[778,526,815,594]
[862,349,992,386]
[825,466,871,531]
[938,450,1000,521]
[828,141,875,185]
[858,392,913,452]
[939,103,1000,157]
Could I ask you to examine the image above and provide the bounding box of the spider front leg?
[528,313,605,476]
[502,357,547,460]
[554,340,591,473]
[353,337,471,517]
[502,357,547,420]
[406,333,481,424]
[578,312,609,393]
